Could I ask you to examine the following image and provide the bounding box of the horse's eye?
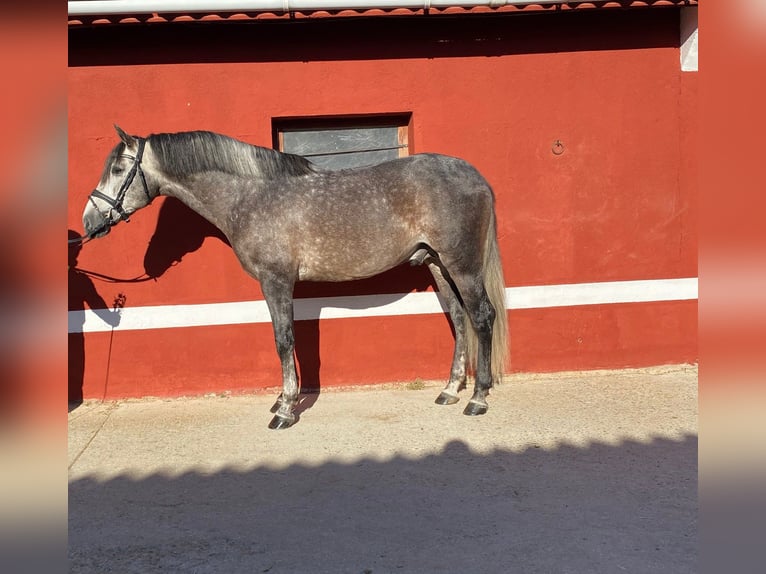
[112,166,124,175]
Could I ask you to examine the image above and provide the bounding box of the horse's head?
[82,125,155,239]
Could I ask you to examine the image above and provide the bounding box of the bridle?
[81,137,153,240]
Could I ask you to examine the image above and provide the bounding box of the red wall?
[68,9,697,400]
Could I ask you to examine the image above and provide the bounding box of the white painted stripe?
[507,278,698,309]
[69,277,697,334]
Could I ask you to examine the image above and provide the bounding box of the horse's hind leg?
[449,271,496,416]
[261,275,299,429]
[427,261,467,405]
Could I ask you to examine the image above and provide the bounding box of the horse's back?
[368,153,492,195]
[238,152,495,281]
[379,152,495,224]
[320,153,494,212]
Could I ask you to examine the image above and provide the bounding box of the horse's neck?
[159,175,248,238]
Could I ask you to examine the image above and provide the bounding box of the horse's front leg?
[261,276,299,430]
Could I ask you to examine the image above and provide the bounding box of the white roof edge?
[68,1,584,17]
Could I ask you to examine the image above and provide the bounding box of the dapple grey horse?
[80,126,508,429]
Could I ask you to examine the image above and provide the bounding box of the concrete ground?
[69,365,697,574]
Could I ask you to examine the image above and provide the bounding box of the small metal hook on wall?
[552,139,565,155]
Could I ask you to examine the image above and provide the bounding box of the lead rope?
[68,233,93,245]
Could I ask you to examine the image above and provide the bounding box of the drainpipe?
[69,0,570,16]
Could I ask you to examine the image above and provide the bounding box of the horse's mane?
[148,130,317,180]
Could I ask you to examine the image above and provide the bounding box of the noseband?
[88,137,152,230]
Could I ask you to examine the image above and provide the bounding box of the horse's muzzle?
[83,211,113,239]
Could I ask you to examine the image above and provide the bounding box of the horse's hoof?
[435,392,460,405]
[463,401,488,416]
[268,415,295,430]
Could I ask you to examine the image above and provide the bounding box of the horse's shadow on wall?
[144,198,441,418]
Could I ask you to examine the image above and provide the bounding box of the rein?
[70,267,154,284]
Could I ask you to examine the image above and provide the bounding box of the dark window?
[273,114,411,170]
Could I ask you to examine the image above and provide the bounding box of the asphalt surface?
[69,365,697,573]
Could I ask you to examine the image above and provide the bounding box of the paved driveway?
[69,366,697,573]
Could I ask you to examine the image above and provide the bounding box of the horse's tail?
[466,212,509,385]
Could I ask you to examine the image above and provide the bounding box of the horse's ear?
[114,124,137,148]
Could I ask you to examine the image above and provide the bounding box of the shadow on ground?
[69,435,697,573]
